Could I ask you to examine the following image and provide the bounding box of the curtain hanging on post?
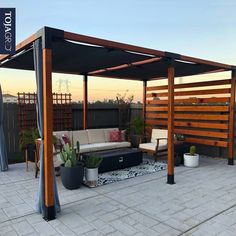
[33,38,60,217]
[0,84,8,171]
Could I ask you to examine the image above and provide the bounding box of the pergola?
[0,27,235,221]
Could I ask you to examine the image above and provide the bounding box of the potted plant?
[19,128,39,161]
[184,146,199,167]
[60,141,84,190]
[129,116,144,148]
[84,155,103,187]
[174,134,185,141]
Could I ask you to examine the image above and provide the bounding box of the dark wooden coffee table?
[82,148,143,173]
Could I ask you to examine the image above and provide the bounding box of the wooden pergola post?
[83,75,88,130]
[228,69,236,165]
[42,48,55,220]
[143,80,147,134]
[167,60,175,184]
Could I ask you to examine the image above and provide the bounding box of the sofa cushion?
[151,129,168,143]
[87,129,106,144]
[71,130,89,145]
[139,141,167,151]
[80,142,118,153]
[79,144,93,153]
[104,128,119,142]
[114,141,131,148]
[90,143,118,152]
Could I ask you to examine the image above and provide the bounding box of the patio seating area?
[1,156,236,235]
[0,26,235,223]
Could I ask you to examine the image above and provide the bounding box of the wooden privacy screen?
[145,79,232,148]
[18,92,72,131]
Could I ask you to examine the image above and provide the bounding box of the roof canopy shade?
[0,27,233,80]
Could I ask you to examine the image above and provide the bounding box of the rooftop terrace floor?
[0,157,236,235]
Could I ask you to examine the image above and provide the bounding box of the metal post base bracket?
[43,206,56,221]
[228,159,234,165]
[167,174,175,185]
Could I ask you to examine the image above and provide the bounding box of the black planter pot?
[131,135,142,148]
[60,162,84,190]
[27,144,35,162]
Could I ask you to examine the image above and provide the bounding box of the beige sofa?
[53,128,131,154]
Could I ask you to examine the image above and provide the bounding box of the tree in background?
[116,90,134,130]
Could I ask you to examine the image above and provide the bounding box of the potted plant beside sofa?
[184,145,199,167]
[85,155,103,187]
[60,141,84,190]
[129,116,144,148]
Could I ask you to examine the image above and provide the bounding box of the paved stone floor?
[1,156,236,235]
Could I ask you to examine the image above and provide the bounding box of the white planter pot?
[184,153,199,167]
[85,168,98,187]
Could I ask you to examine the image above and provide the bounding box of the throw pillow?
[109,130,121,142]
[60,134,71,146]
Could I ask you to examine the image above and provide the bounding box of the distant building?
[3,94,17,103]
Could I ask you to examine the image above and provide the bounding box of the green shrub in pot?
[19,128,39,162]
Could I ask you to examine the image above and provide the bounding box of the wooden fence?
[146,79,232,148]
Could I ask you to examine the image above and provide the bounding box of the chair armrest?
[156,138,168,153]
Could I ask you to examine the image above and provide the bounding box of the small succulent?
[174,134,185,141]
[189,146,196,156]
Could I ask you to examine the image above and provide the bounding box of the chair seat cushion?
[139,140,167,152]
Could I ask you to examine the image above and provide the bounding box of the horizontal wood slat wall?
[145,79,231,147]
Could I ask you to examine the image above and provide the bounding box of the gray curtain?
[33,39,60,217]
[0,84,8,171]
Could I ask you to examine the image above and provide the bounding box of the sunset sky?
[1,0,236,102]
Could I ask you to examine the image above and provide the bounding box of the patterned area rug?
[96,160,167,187]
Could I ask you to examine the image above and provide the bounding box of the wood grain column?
[167,61,175,184]
[228,69,236,165]
[83,75,88,130]
[143,80,147,134]
[42,48,55,219]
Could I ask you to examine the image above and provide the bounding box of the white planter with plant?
[184,146,199,167]
[85,155,102,187]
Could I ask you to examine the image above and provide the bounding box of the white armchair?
[139,129,168,161]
